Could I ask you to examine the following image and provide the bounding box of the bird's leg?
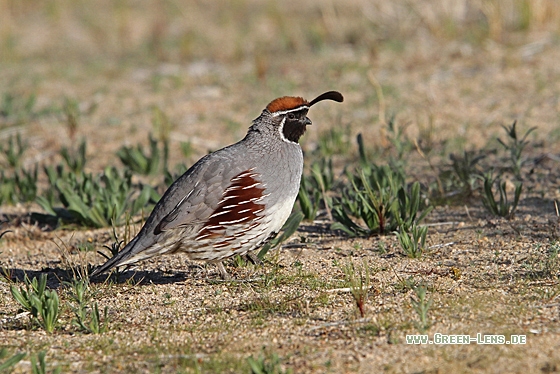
[245,251,263,266]
[216,262,231,280]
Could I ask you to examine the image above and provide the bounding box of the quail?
[90,91,343,278]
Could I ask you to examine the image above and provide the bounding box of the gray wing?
[153,158,243,234]
[90,148,246,276]
[132,150,247,246]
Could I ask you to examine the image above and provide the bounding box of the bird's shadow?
[3,267,192,289]
[89,269,191,285]
[1,212,59,232]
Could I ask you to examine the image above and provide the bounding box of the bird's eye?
[287,113,296,120]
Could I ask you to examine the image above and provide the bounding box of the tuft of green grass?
[343,260,371,318]
[0,166,39,205]
[0,133,27,168]
[331,165,401,236]
[411,285,432,334]
[66,279,108,334]
[441,150,486,198]
[0,133,40,205]
[332,163,431,237]
[117,133,162,176]
[9,273,59,334]
[481,171,522,219]
[497,120,536,179]
[396,223,428,259]
[298,158,336,221]
[298,177,320,221]
[60,139,87,174]
[37,166,158,228]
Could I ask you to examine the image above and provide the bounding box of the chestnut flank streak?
[196,170,266,242]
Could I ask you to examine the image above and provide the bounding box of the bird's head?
[252,91,344,144]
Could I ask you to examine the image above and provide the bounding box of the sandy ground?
[2,1,560,372]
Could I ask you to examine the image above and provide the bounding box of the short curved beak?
[303,117,312,126]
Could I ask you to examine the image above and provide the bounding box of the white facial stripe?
[271,106,309,117]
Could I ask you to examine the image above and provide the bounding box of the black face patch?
[282,109,309,143]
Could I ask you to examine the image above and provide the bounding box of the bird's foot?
[216,262,231,280]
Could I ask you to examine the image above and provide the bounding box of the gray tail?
[89,237,138,278]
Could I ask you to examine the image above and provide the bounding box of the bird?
[90,90,343,279]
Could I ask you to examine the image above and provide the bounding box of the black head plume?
[309,91,344,107]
